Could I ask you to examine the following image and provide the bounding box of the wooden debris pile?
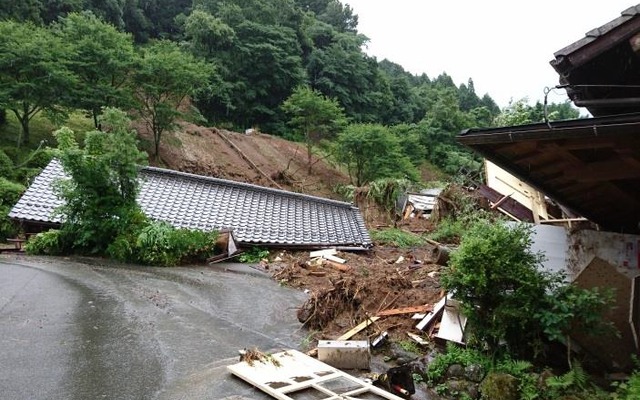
[297,277,367,330]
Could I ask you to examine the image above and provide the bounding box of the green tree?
[0,20,75,146]
[281,85,347,172]
[55,12,138,129]
[133,40,214,160]
[335,123,418,186]
[0,0,44,23]
[54,108,147,254]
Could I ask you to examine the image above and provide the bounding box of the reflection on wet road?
[0,256,306,400]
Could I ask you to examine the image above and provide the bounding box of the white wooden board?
[435,299,467,345]
[227,349,404,400]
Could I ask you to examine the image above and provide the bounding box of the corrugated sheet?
[9,159,371,248]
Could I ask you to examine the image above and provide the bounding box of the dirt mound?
[269,245,443,345]
[141,122,350,199]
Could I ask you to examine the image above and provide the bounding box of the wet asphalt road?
[0,255,307,400]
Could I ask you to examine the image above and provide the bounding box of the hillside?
[143,122,351,200]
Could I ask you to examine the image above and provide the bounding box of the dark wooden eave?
[551,4,640,117]
[458,114,640,234]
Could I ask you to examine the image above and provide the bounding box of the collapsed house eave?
[9,159,372,249]
[458,114,640,234]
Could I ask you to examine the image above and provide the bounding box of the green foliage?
[613,370,640,399]
[134,40,215,159]
[54,108,147,255]
[335,124,419,186]
[128,221,218,267]
[442,221,552,357]
[370,228,425,248]
[427,342,491,385]
[479,372,520,400]
[493,359,538,400]
[537,284,615,345]
[238,247,270,263]
[0,177,25,240]
[54,12,137,128]
[25,230,65,256]
[0,149,13,179]
[0,20,75,146]
[281,85,347,172]
[367,178,413,214]
[397,340,421,354]
[493,98,581,128]
[545,362,589,397]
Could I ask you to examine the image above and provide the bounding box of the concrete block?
[317,340,370,370]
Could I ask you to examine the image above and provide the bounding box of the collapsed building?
[458,5,640,370]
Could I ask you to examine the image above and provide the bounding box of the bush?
[0,149,13,179]
[427,343,491,385]
[0,177,25,240]
[238,247,269,263]
[443,221,554,356]
[25,230,65,255]
[109,220,219,267]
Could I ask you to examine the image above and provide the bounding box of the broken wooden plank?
[309,248,337,258]
[323,254,346,264]
[434,299,467,345]
[407,332,429,346]
[323,259,350,272]
[416,294,449,331]
[337,316,381,341]
[490,192,514,210]
[377,305,432,317]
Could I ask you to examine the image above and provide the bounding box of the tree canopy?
[0,0,582,185]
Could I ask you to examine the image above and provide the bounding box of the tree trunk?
[12,106,30,147]
[154,125,161,162]
[93,109,100,130]
[306,141,312,174]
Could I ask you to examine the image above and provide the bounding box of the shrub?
[0,177,25,240]
[238,247,269,263]
[112,220,218,267]
[25,230,65,255]
[427,343,491,385]
[442,221,550,356]
[0,149,13,179]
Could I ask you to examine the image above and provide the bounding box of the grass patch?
[370,228,425,248]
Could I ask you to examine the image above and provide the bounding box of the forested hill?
[0,0,579,178]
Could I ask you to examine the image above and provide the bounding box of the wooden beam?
[564,159,640,182]
[336,317,381,341]
[377,305,433,317]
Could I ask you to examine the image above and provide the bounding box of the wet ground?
[0,254,307,400]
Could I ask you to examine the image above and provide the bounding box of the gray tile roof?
[9,159,371,248]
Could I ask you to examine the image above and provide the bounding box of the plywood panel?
[485,160,548,220]
[573,257,636,370]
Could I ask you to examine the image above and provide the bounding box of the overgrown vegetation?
[370,228,425,248]
[237,247,270,263]
[25,108,219,266]
[420,216,620,399]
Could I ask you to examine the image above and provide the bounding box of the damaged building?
[458,4,640,370]
[9,159,372,252]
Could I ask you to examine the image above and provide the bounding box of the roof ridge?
[142,165,356,209]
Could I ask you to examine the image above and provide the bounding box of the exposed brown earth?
[139,121,445,352]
